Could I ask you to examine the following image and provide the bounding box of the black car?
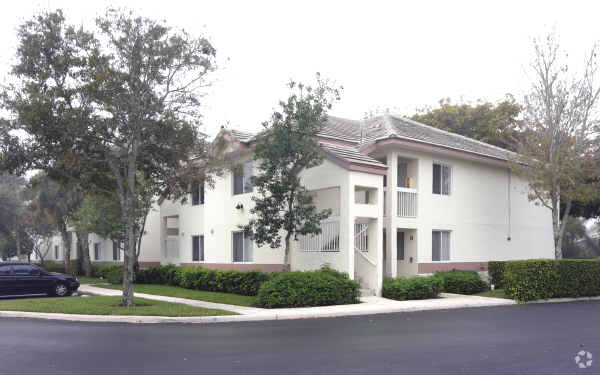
[0,262,79,297]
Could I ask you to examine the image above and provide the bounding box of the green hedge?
[434,270,487,294]
[107,268,124,284]
[382,276,442,300]
[93,264,124,279]
[135,265,272,296]
[504,259,600,301]
[488,261,506,288]
[256,268,359,308]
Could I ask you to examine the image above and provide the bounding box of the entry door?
[397,232,405,262]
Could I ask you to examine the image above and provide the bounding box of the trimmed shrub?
[488,261,506,288]
[382,276,442,300]
[134,265,272,296]
[107,268,123,284]
[93,264,124,279]
[504,259,600,302]
[434,270,487,294]
[256,270,360,308]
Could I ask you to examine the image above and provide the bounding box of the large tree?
[3,10,216,306]
[512,33,600,259]
[243,77,340,268]
[0,174,29,260]
[411,97,522,151]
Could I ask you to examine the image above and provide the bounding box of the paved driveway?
[0,301,598,375]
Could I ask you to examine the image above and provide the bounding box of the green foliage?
[504,259,600,301]
[107,268,123,284]
[135,265,272,296]
[488,261,506,288]
[433,270,487,294]
[244,76,340,264]
[72,195,125,244]
[382,276,443,300]
[256,269,359,308]
[93,264,124,279]
[411,97,522,151]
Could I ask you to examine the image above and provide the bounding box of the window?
[112,242,121,261]
[192,182,204,206]
[233,161,253,195]
[0,266,12,275]
[397,231,405,260]
[232,231,253,262]
[94,243,101,261]
[432,230,451,261]
[13,265,37,276]
[398,162,408,188]
[54,245,60,260]
[433,163,451,195]
[192,235,204,261]
[382,229,386,261]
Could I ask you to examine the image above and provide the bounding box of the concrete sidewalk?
[78,284,264,315]
[2,284,515,324]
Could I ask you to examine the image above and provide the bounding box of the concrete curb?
[1,293,597,325]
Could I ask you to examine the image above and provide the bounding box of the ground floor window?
[94,243,101,261]
[432,230,450,261]
[54,245,60,260]
[192,235,204,261]
[112,242,121,261]
[397,231,405,260]
[232,231,253,262]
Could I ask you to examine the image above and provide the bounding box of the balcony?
[397,188,417,218]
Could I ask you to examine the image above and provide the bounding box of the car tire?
[52,283,71,297]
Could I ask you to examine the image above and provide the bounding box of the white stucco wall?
[376,145,554,276]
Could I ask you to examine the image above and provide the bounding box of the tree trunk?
[284,233,291,271]
[15,216,22,260]
[121,193,136,307]
[60,226,71,274]
[78,232,92,277]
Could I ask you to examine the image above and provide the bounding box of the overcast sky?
[1,0,599,136]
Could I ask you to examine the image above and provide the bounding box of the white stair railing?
[354,223,376,266]
[299,217,340,252]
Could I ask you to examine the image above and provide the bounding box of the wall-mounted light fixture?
[235,202,244,210]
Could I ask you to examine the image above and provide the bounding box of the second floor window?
[192,182,204,205]
[433,163,451,195]
[233,161,253,195]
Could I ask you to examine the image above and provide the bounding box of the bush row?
[135,265,272,296]
[257,267,360,308]
[488,261,506,288]
[504,259,600,301]
[382,276,442,300]
[433,270,487,294]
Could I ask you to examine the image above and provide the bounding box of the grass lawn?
[0,296,236,316]
[96,283,257,307]
[475,289,511,299]
[77,277,107,285]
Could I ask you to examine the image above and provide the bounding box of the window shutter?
[433,164,441,194]
[199,236,204,261]
[432,231,441,261]
[192,183,200,205]
[192,236,199,261]
[442,165,451,195]
[244,235,253,262]
[441,231,451,260]
[199,184,204,204]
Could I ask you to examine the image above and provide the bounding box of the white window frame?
[432,230,451,261]
[233,161,253,195]
[432,162,452,196]
[232,231,253,263]
[94,243,102,261]
[192,235,204,262]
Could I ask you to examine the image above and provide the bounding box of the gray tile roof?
[318,114,514,161]
[319,142,386,168]
[229,129,255,143]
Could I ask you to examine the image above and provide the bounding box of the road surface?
[1,301,598,375]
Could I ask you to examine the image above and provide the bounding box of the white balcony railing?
[397,188,418,218]
[298,217,340,252]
